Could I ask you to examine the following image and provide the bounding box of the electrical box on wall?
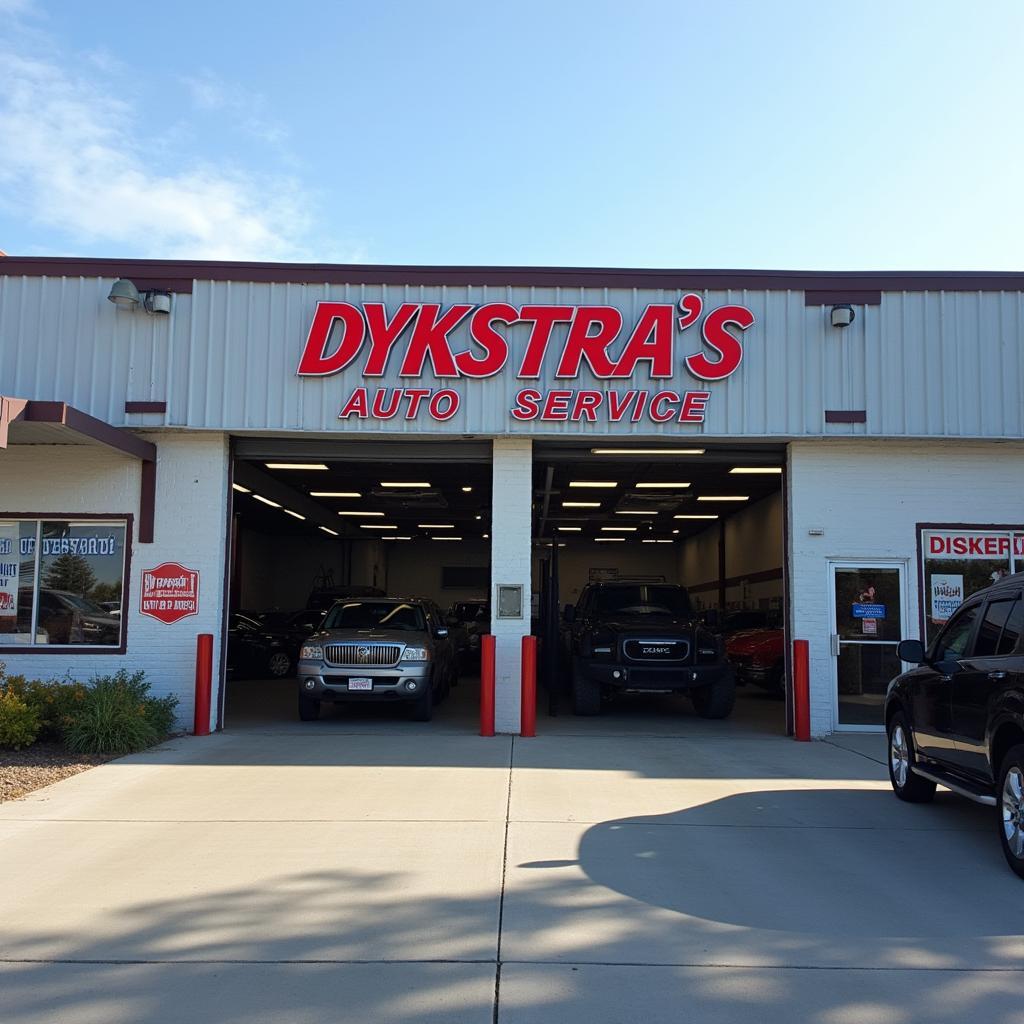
[496,584,523,618]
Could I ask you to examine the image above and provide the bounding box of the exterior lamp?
[830,304,855,328]
[107,278,141,308]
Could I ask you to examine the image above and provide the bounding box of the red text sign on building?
[140,563,200,624]
[295,295,755,424]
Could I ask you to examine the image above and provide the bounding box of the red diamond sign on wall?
[140,562,200,624]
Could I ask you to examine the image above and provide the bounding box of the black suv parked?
[564,582,734,718]
[885,572,1024,877]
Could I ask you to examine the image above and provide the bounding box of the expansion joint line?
[493,735,515,1024]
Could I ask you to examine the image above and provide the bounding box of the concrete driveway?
[1,686,1021,1023]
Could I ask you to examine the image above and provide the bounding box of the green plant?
[0,690,41,750]
[63,670,179,756]
[1,674,89,742]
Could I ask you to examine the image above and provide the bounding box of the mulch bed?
[0,744,115,802]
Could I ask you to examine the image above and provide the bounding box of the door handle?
[988,671,1007,681]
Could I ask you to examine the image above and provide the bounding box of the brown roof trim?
[3,255,1024,294]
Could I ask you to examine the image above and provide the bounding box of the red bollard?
[480,634,496,737]
[194,633,213,736]
[793,638,810,741]
[521,635,537,737]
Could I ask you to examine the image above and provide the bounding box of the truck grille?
[623,639,689,662]
[324,644,402,667]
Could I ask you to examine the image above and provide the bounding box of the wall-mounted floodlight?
[830,304,855,328]
[107,279,172,315]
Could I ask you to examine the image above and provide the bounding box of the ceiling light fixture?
[418,523,454,529]
[595,537,625,542]
[381,481,431,488]
[557,526,582,532]
[729,467,783,474]
[590,448,705,456]
[283,509,305,520]
[614,511,651,516]
[635,482,690,489]
[600,526,637,532]
[338,511,385,517]
[318,526,339,536]
[569,481,617,488]
[232,483,251,494]
[310,491,361,498]
[265,463,328,471]
[382,536,413,541]
[674,514,719,520]
[360,524,398,530]
[252,494,281,508]
[431,536,463,541]
[462,486,473,492]
[563,501,601,508]
[696,495,749,502]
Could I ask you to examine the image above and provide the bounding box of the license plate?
[348,677,373,691]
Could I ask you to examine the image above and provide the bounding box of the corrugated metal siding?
[2,274,1023,439]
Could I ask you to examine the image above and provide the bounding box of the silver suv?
[297,598,458,722]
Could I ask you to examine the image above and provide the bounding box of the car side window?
[996,598,1024,655]
[975,598,1020,658]
[934,603,980,659]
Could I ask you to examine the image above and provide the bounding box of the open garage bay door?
[232,438,491,463]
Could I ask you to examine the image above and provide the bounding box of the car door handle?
[988,671,1007,681]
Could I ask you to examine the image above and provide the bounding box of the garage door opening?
[532,441,787,733]
[222,440,491,730]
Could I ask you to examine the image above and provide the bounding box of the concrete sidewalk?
[0,690,1021,1023]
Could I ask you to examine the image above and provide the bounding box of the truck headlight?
[300,645,324,661]
[401,646,430,661]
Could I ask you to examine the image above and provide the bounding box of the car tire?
[571,661,602,716]
[997,744,1024,879]
[412,681,434,722]
[298,694,320,722]
[690,670,736,719]
[267,651,293,678]
[887,712,935,803]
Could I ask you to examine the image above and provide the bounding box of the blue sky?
[1,0,1021,269]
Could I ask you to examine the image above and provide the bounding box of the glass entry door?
[829,563,907,729]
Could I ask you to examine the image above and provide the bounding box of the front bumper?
[576,658,730,692]
[297,661,430,702]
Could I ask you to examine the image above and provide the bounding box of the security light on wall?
[830,304,855,328]
[107,279,171,315]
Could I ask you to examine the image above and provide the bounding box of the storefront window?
[919,527,1024,646]
[0,519,128,648]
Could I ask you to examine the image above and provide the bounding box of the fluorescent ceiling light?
[591,448,705,455]
[563,501,601,508]
[418,523,454,529]
[360,524,398,530]
[431,536,463,541]
[729,467,783,474]
[252,494,280,508]
[318,526,339,536]
[569,481,617,488]
[381,481,431,488]
[265,462,328,470]
[557,526,582,532]
[483,533,489,539]
[232,483,251,493]
[338,511,385,517]
[641,539,675,544]
[475,515,482,520]
[635,482,690,489]
[595,537,625,542]
[674,514,719,520]
[284,509,305,520]
[672,529,680,534]
[558,543,567,547]
[462,486,473,492]
[310,491,361,498]
[600,526,637,532]
[696,495,749,502]
[382,536,412,541]
[615,511,651,516]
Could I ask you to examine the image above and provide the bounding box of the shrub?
[63,670,179,756]
[0,690,41,750]
[1,673,90,743]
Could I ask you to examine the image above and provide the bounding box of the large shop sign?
[295,296,755,423]
[140,563,200,624]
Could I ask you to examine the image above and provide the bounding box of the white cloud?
[182,69,288,145]
[0,52,321,260]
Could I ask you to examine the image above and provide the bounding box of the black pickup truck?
[885,571,1024,878]
[563,582,734,718]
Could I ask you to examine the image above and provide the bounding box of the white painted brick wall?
[0,432,229,730]
[789,439,1024,736]
[490,438,533,733]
